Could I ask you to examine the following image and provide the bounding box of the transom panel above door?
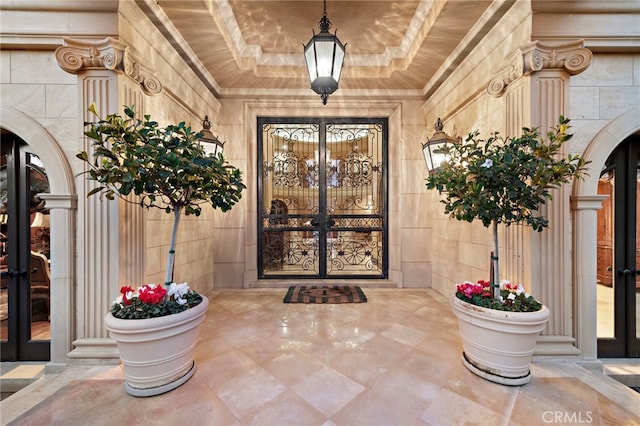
[258,118,388,279]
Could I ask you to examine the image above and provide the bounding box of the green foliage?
[77,103,245,216]
[425,116,589,231]
[110,291,203,319]
[455,291,542,312]
[427,116,589,309]
[77,104,246,289]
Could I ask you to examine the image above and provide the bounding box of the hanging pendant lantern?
[303,0,346,105]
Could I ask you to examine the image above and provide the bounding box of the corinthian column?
[56,37,162,361]
[488,40,592,356]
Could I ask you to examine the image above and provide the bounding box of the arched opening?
[0,105,76,366]
[573,108,640,361]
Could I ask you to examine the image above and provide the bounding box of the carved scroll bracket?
[55,37,162,96]
[488,40,593,98]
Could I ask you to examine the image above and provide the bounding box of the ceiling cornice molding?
[531,1,640,14]
[217,87,425,102]
[423,0,518,98]
[135,0,223,97]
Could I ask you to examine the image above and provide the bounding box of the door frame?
[256,116,388,280]
[597,136,639,358]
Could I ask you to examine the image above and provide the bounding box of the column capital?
[488,40,593,97]
[55,37,162,96]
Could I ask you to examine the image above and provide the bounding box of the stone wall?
[570,53,640,154]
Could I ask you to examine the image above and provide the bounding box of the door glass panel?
[261,123,319,276]
[597,138,640,357]
[597,168,615,338]
[1,150,8,341]
[1,140,51,360]
[635,163,640,338]
[259,119,386,279]
[28,152,50,339]
[325,123,383,276]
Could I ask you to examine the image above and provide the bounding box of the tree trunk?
[165,208,181,286]
[492,220,500,299]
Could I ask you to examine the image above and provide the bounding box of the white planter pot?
[451,296,550,385]
[104,295,209,397]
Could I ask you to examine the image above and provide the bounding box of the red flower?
[138,284,167,305]
[120,286,135,306]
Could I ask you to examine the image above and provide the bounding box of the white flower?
[167,282,190,297]
[168,282,190,305]
[507,293,516,301]
[515,284,524,296]
[480,158,493,168]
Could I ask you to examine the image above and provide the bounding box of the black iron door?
[258,118,387,279]
[597,136,639,358]
[1,134,51,361]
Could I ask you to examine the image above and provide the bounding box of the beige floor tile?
[2,288,639,426]
[241,389,325,426]
[292,366,365,417]
[215,367,287,419]
[420,388,508,425]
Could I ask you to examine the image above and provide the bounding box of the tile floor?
[1,288,639,426]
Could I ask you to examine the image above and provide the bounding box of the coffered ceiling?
[143,0,501,99]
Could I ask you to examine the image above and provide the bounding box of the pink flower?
[456,281,487,298]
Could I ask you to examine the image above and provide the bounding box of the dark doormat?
[283,285,367,304]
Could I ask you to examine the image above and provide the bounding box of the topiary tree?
[77,104,246,287]
[425,116,589,299]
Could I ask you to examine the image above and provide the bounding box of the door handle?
[310,218,319,226]
[617,267,637,276]
[3,269,27,278]
[327,219,336,227]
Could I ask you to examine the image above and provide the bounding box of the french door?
[258,118,387,279]
[1,134,51,361]
[597,136,639,358]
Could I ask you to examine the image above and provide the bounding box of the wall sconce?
[303,0,346,105]
[422,118,461,172]
[199,115,225,157]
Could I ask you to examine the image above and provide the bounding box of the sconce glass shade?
[199,115,225,157]
[422,118,460,172]
[304,0,346,105]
